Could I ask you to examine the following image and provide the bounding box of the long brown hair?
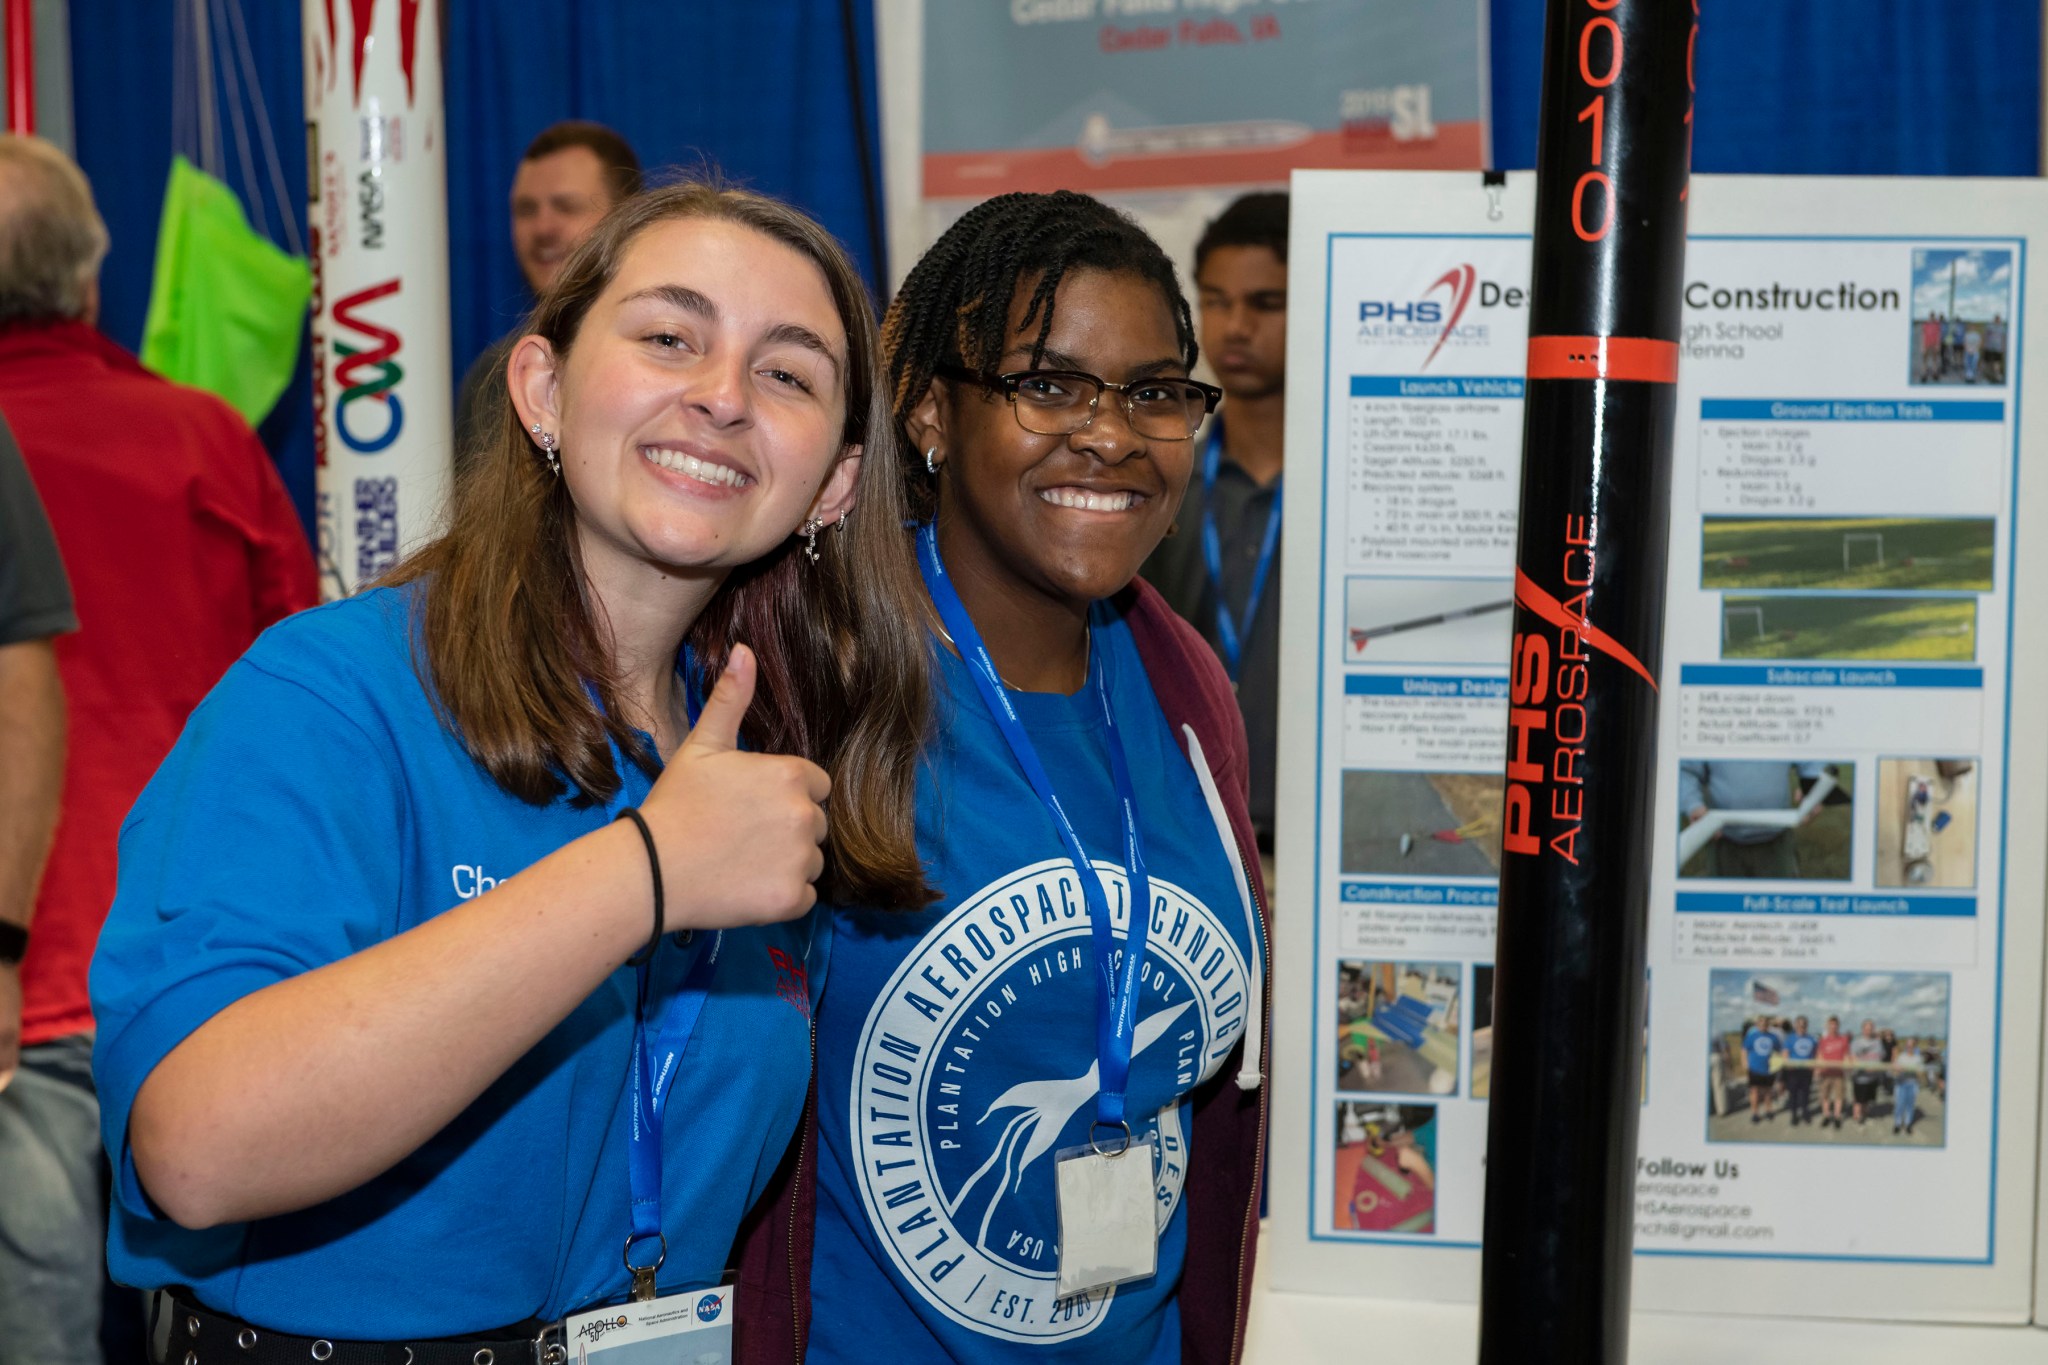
[387,182,934,908]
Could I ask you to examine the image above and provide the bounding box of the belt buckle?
[532,1322,566,1365]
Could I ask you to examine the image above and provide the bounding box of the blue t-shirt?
[809,602,1259,1363]
[1743,1027,1781,1074]
[89,586,826,1337]
[1785,1032,1819,1064]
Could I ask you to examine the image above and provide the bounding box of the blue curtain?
[67,0,884,536]
[69,0,317,526]
[1490,0,2041,174]
[64,0,2040,538]
[444,0,885,392]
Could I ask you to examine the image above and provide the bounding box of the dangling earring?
[801,515,825,564]
[925,446,940,476]
[531,422,561,478]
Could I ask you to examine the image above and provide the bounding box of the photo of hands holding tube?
[1678,760,1854,879]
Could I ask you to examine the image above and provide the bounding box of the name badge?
[1054,1136,1159,1296]
[560,1284,735,1364]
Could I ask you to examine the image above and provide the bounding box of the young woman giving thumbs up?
[87,184,933,1358]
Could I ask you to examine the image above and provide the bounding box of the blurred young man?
[1143,193,1289,869]
[1782,1014,1818,1125]
[453,121,642,458]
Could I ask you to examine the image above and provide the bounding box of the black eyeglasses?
[936,364,1222,441]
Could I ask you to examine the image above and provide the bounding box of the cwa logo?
[849,858,1249,1344]
[331,280,406,454]
[1355,264,1525,369]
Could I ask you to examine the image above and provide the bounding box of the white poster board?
[1268,170,2048,1324]
[874,0,1487,294]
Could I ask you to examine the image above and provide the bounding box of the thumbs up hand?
[640,645,831,929]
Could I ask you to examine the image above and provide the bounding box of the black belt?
[151,1291,564,1365]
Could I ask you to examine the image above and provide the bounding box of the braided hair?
[881,191,1198,520]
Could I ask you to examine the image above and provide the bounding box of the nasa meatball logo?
[851,858,1250,1343]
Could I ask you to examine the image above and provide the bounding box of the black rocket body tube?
[1478,1,1695,1361]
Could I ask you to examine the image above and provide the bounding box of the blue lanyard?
[1200,426,1283,683]
[597,678,724,1284]
[915,523,1152,1129]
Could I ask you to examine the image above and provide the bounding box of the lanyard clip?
[624,1232,667,1303]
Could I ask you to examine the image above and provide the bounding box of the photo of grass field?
[1720,595,1976,662]
[1702,516,1994,592]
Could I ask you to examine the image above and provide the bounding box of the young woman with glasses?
[88,184,933,1358]
[737,191,1270,1364]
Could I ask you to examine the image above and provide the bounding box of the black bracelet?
[0,919,26,967]
[615,807,664,965]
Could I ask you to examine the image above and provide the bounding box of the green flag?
[140,155,312,426]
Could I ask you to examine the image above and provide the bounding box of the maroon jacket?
[734,578,1272,1363]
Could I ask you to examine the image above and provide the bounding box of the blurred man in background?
[453,120,642,459]
[1142,192,1290,876]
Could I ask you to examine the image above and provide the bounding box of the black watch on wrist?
[0,921,27,966]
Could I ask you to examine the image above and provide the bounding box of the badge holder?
[1053,1120,1160,1297]
[555,1239,736,1365]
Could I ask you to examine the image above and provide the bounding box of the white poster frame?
[1269,169,2048,1326]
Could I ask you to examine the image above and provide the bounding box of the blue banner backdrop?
[65,0,2040,538]
[68,0,885,535]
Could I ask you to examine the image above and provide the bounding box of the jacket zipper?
[789,1018,814,1362]
[1226,828,1271,1365]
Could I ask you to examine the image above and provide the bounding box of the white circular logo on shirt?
[849,857,1249,1344]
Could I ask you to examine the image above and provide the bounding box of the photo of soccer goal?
[1719,594,1976,662]
[1702,516,1994,592]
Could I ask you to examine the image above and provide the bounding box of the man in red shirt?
[0,134,317,1362]
[1814,1014,1853,1129]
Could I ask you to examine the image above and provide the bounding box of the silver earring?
[801,515,824,564]
[532,423,561,478]
[836,508,851,536]
[925,446,939,476]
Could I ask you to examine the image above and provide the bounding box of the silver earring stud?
[534,428,561,478]
[925,446,939,476]
[801,515,824,564]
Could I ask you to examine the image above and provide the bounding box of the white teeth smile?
[642,447,752,488]
[1040,487,1139,512]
